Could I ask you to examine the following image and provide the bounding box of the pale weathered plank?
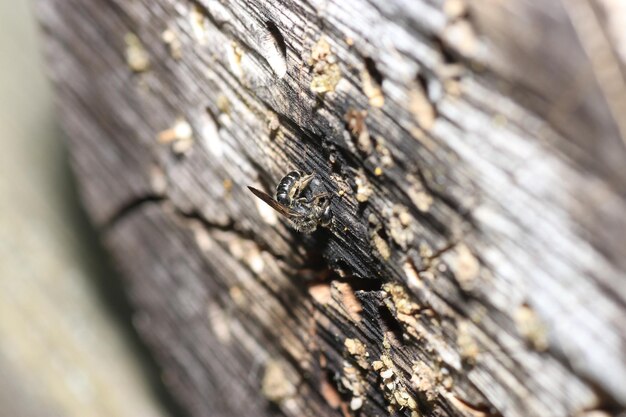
[37,0,626,416]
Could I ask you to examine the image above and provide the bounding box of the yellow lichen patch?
[340,362,365,411]
[406,174,433,212]
[381,282,424,339]
[124,32,150,73]
[309,37,341,93]
[415,190,434,212]
[374,167,383,176]
[162,28,182,60]
[386,204,413,250]
[355,171,373,202]
[383,283,419,315]
[261,360,296,403]
[368,214,391,261]
[450,243,480,291]
[333,282,363,322]
[330,174,351,199]
[345,109,372,154]
[207,302,231,344]
[410,361,437,401]
[189,4,209,44]
[418,242,433,259]
[217,94,231,114]
[311,36,331,61]
[149,164,168,195]
[227,41,244,79]
[222,178,233,195]
[515,304,549,351]
[409,81,435,131]
[229,286,245,308]
[311,63,341,93]
[403,258,424,290]
[157,118,194,155]
[372,232,391,261]
[373,354,419,413]
[345,338,369,369]
[382,334,391,350]
[457,320,479,363]
[267,112,280,132]
[374,136,394,167]
[361,69,384,107]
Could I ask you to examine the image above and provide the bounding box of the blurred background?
[0,2,177,416]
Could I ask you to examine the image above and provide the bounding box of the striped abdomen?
[275,171,301,205]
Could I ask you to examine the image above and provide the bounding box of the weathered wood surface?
[37,0,626,416]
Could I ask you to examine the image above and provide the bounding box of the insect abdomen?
[276,170,300,205]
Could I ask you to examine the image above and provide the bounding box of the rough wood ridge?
[36,0,626,416]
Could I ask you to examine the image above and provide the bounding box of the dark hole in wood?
[265,20,287,60]
[205,105,221,129]
[433,36,458,65]
[364,56,384,86]
[377,305,405,346]
[416,72,438,115]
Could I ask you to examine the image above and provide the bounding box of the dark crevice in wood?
[363,56,384,86]
[264,20,287,62]
[377,305,406,346]
[102,194,166,231]
[432,35,461,66]
[417,71,438,111]
[204,105,221,130]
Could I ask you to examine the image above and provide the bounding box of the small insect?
[248,170,332,233]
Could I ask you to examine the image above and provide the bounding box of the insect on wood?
[248,171,332,233]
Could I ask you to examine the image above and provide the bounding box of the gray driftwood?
[36,0,626,416]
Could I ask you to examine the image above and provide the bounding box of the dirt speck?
[189,5,209,44]
[340,362,365,412]
[157,118,194,155]
[345,109,371,155]
[411,361,437,401]
[124,32,150,73]
[386,204,413,250]
[162,28,182,60]
[261,360,296,403]
[457,320,479,363]
[361,68,384,107]
[450,243,480,290]
[372,231,390,260]
[355,171,373,202]
[515,304,549,351]
[345,338,369,369]
[443,20,477,57]
[409,80,435,131]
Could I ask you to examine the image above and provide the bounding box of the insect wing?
[247,186,302,218]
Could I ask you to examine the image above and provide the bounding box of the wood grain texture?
[36,0,626,416]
